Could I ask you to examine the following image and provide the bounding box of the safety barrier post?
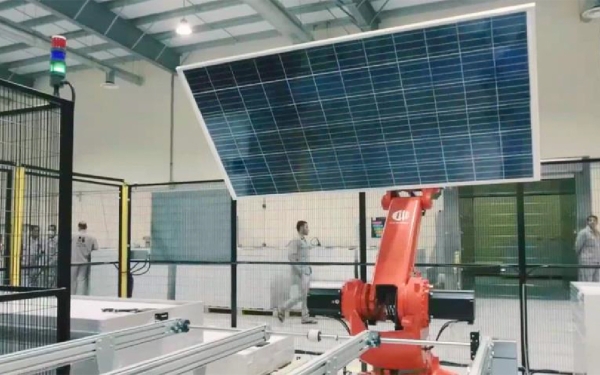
[516,184,530,370]
[231,198,237,328]
[359,192,367,282]
[2,169,13,286]
[9,167,25,287]
[118,184,131,298]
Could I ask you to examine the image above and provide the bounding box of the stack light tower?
[49,35,67,94]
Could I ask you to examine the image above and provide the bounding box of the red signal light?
[51,35,66,49]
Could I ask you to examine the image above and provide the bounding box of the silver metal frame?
[288,330,380,375]
[104,324,270,375]
[188,324,517,374]
[0,319,189,375]
[469,337,519,375]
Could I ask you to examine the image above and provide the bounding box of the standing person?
[575,215,600,282]
[23,225,42,286]
[44,224,58,286]
[30,224,58,287]
[71,221,98,295]
[277,220,317,324]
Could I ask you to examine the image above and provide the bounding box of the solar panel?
[178,4,539,199]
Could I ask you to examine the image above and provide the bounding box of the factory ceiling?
[0,0,456,87]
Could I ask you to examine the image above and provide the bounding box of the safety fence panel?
[68,157,600,374]
[237,192,359,264]
[0,79,73,353]
[0,288,66,356]
[235,263,358,355]
[128,182,232,302]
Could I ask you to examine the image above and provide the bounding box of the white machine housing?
[3,296,294,375]
[571,282,600,375]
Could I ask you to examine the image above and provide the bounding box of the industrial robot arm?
[341,188,455,375]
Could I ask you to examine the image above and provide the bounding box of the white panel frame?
[177,3,540,200]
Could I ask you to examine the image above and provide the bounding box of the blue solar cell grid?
[183,11,535,198]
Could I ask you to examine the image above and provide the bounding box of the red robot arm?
[341,188,454,375]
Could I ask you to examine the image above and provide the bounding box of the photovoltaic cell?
[180,9,538,198]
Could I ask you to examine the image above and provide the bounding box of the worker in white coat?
[575,215,600,282]
[277,220,317,324]
[23,225,43,286]
[71,221,98,295]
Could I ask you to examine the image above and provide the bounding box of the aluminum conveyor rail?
[469,337,518,375]
[104,324,270,375]
[287,330,381,375]
[0,318,190,375]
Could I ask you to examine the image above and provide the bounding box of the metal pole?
[188,325,470,348]
[231,198,238,328]
[166,74,177,301]
[118,184,131,298]
[57,98,74,375]
[516,183,529,371]
[358,191,367,373]
[359,192,367,282]
[2,169,12,285]
[126,186,133,298]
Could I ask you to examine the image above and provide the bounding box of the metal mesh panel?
[0,79,72,355]
[129,182,232,301]
[72,182,119,251]
[71,182,120,297]
[0,291,58,355]
[131,182,231,263]
[238,192,358,262]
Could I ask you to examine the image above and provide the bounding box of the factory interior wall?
[35,0,600,252]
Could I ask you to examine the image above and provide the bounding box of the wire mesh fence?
[0,79,73,356]
[2,157,587,373]
[123,161,591,373]
[0,289,60,356]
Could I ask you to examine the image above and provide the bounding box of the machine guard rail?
[0,318,190,375]
[104,324,269,375]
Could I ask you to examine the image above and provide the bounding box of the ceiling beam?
[0,65,34,87]
[132,0,241,26]
[104,0,157,9]
[0,0,24,12]
[4,0,337,70]
[8,0,161,27]
[0,43,29,55]
[342,0,379,31]
[175,17,354,54]
[24,0,181,73]
[15,0,241,29]
[241,0,313,43]
[0,15,143,85]
[152,1,336,40]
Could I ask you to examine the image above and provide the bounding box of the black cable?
[440,360,469,368]
[435,320,458,341]
[334,317,351,334]
[131,259,151,276]
[62,81,76,103]
[424,320,459,350]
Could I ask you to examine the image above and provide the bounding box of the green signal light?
[50,61,66,75]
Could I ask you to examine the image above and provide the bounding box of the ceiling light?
[101,70,119,89]
[176,18,192,36]
[582,6,600,20]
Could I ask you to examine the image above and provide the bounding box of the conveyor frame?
[104,324,270,375]
[0,318,189,375]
